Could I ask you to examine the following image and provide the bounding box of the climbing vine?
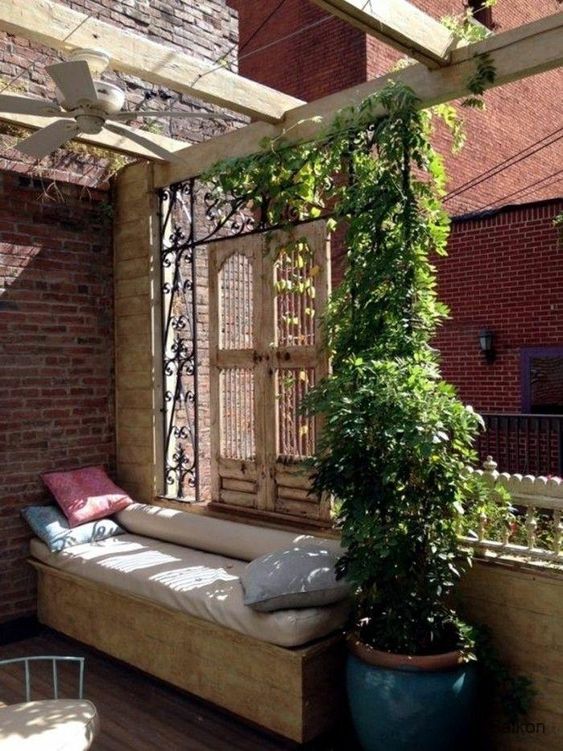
[204,76,532,720]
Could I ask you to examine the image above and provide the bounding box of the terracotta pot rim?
[347,634,466,672]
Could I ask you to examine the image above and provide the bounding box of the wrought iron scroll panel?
[158,176,329,501]
[159,181,199,500]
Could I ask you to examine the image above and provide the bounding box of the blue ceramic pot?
[346,644,478,751]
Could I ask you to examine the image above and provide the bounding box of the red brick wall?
[366,1,563,214]
[435,199,563,412]
[229,0,562,214]
[0,0,240,625]
[227,0,366,101]
[0,174,114,623]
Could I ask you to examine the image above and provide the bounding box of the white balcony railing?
[461,456,563,565]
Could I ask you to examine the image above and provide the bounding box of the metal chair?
[0,655,98,750]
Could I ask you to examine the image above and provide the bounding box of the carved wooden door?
[208,221,331,524]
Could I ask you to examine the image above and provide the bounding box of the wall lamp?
[479,329,496,364]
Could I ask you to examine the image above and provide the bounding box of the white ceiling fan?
[0,49,233,163]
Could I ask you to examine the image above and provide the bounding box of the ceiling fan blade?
[0,94,64,117]
[16,119,81,159]
[46,60,98,107]
[104,122,185,164]
[111,109,235,121]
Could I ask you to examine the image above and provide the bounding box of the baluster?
[483,455,497,472]
[525,506,537,550]
[547,418,552,476]
[553,509,563,557]
[478,511,487,542]
[515,416,520,474]
[502,510,511,546]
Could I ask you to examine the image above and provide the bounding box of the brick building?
[228,0,562,214]
[229,0,563,468]
[439,199,562,413]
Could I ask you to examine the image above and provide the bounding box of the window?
[467,0,494,29]
[521,347,563,415]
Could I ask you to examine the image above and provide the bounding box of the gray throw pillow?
[21,505,125,552]
[241,541,351,612]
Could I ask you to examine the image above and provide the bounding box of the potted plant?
[302,85,506,751]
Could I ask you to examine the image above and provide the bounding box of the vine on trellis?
[203,72,534,720]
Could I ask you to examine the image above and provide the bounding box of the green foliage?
[206,81,532,718]
[460,474,514,542]
[432,103,467,153]
[462,53,497,110]
[298,85,488,656]
[441,0,497,43]
[140,119,165,135]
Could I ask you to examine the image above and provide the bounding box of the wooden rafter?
[0,0,303,122]
[156,13,563,188]
[310,0,456,68]
[0,107,190,161]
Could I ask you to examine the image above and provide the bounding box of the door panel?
[208,222,331,524]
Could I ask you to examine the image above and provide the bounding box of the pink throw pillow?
[41,466,132,527]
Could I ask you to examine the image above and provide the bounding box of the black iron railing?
[477,413,563,477]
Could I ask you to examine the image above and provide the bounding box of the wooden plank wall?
[113,162,161,502]
[457,560,563,751]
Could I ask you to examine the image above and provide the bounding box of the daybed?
[29,503,348,743]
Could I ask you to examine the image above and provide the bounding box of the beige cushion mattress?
[115,502,344,562]
[30,534,349,648]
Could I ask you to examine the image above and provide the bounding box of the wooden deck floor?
[0,629,360,750]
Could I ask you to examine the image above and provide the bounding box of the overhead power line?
[444,126,563,202]
[473,168,563,213]
[191,0,373,93]
[190,0,289,88]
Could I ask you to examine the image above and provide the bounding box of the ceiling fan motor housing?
[74,113,104,134]
[55,80,126,116]
[68,48,111,76]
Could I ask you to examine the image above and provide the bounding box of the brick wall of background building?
[366,0,563,215]
[435,199,563,412]
[227,0,366,102]
[0,0,240,626]
[229,0,563,215]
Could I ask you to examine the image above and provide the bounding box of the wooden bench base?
[31,560,345,743]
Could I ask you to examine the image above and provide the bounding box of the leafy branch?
[462,52,497,109]
[205,80,532,723]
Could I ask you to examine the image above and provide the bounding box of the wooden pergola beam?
[0,0,303,123]
[310,0,456,68]
[0,109,190,161]
[155,13,563,188]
